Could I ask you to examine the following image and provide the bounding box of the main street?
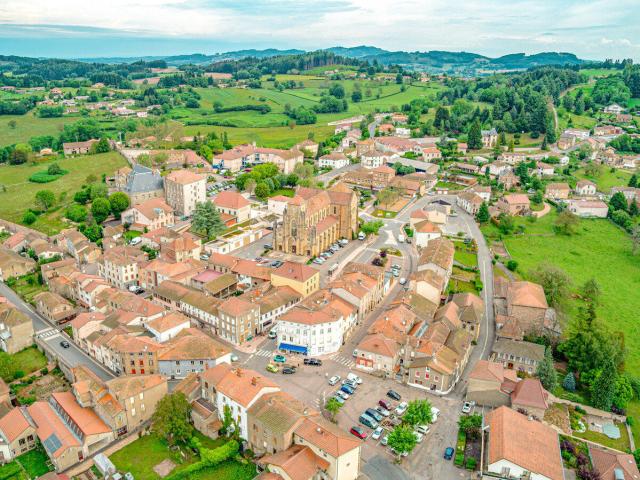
[0,282,115,381]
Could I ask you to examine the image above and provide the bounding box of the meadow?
[0,151,127,234]
[483,211,640,375]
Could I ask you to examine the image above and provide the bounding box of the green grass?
[16,446,53,478]
[454,247,478,268]
[579,68,622,78]
[0,113,79,147]
[484,211,640,375]
[110,433,239,480]
[11,274,47,304]
[557,109,598,131]
[9,347,48,380]
[573,167,633,193]
[373,209,397,218]
[0,461,27,480]
[0,151,127,234]
[269,188,295,198]
[574,422,631,452]
[626,400,640,445]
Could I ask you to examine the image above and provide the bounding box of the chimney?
[236,368,242,377]
[316,427,322,434]
[303,408,308,415]
[251,377,257,386]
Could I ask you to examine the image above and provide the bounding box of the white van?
[347,373,363,385]
[358,231,366,240]
[431,407,440,422]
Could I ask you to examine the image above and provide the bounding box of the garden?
[0,445,53,480]
[454,414,482,471]
[0,346,48,383]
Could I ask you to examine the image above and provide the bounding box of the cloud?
[0,0,638,59]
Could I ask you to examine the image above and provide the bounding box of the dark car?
[282,367,296,374]
[264,244,273,250]
[386,390,401,401]
[378,399,392,410]
[60,340,70,348]
[340,384,355,395]
[444,447,454,460]
[303,358,322,366]
[365,408,383,422]
[350,426,367,440]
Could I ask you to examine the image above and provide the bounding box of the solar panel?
[43,434,62,454]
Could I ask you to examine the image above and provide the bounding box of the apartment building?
[164,170,206,217]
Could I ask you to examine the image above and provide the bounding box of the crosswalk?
[327,353,356,368]
[254,349,273,358]
[37,328,60,339]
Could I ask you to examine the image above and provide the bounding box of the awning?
[278,343,308,354]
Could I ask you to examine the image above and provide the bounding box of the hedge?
[165,439,239,480]
[0,461,23,480]
[28,172,64,183]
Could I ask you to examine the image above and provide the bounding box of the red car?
[378,399,392,411]
[350,426,367,440]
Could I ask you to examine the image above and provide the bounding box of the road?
[0,282,115,381]
[317,163,361,184]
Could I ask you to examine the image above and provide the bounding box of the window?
[139,393,144,400]
[131,408,136,417]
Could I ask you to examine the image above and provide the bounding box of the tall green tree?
[108,192,130,218]
[387,426,417,460]
[458,414,483,439]
[629,174,638,188]
[530,263,571,309]
[152,392,193,445]
[536,347,558,391]
[402,399,433,427]
[35,190,55,211]
[590,357,617,411]
[476,202,490,223]
[562,372,576,392]
[609,191,628,213]
[325,397,343,422]
[192,201,226,239]
[91,197,111,223]
[467,120,482,150]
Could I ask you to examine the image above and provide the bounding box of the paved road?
[316,163,361,184]
[0,282,115,381]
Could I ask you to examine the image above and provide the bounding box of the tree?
[90,137,111,154]
[497,213,515,235]
[360,220,384,235]
[221,404,240,440]
[65,204,87,222]
[22,211,37,225]
[254,182,270,199]
[387,425,417,460]
[329,83,345,99]
[325,397,342,422]
[108,192,130,218]
[629,174,638,188]
[563,372,576,392]
[613,375,634,410]
[476,202,490,223]
[609,192,628,213]
[554,210,579,235]
[35,190,55,211]
[351,90,362,102]
[536,347,558,391]
[530,263,571,309]
[402,399,433,427]
[580,278,601,305]
[590,357,617,411]
[91,197,111,224]
[377,188,400,209]
[47,163,63,175]
[458,414,483,439]
[9,144,31,165]
[584,162,602,178]
[467,120,483,150]
[244,178,257,195]
[89,183,108,200]
[152,392,193,445]
[192,201,226,239]
[632,226,640,255]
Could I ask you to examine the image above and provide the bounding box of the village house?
[157,328,231,379]
[456,191,484,216]
[416,237,455,287]
[360,150,390,169]
[453,162,480,175]
[216,296,260,344]
[0,304,34,354]
[343,166,396,190]
[589,445,640,480]
[294,139,319,157]
[451,292,484,341]
[113,165,164,206]
[465,360,518,408]
[567,199,609,218]
[483,406,563,480]
[545,182,571,200]
[490,338,545,374]
[496,194,530,216]
[212,191,251,224]
[575,179,597,196]
[534,162,555,177]
[482,129,498,148]
[484,161,511,178]
[0,248,36,280]
[498,152,527,165]
[557,134,576,150]
[604,104,624,114]
[34,291,75,324]
[329,262,388,320]
[594,125,624,137]
[164,170,206,217]
[121,198,174,231]
[413,221,442,248]
[213,145,303,174]
[63,139,98,156]
[0,407,38,462]
[98,246,148,290]
[270,262,320,298]
[319,152,350,169]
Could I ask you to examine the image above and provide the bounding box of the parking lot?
[239,340,467,480]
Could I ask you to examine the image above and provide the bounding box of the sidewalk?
[233,334,269,354]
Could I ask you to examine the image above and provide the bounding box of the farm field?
[0,151,127,234]
[483,211,640,375]
[573,167,633,192]
[0,113,80,146]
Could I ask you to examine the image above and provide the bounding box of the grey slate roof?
[126,165,164,194]
[491,338,545,362]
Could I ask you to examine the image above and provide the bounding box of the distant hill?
[75,46,586,74]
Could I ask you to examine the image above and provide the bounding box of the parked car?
[379,399,393,410]
[347,373,362,384]
[350,426,367,440]
[381,435,389,446]
[303,358,322,366]
[340,384,355,395]
[282,367,296,374]
[444,447,454,460]
[431,407,440,422]
[387,390,401,401]
[230,354,239,362]
[313,257,325,265]
[413,431,424,443]
[339,239,349,246]
[333,395,345,405]
[342,379,357,389]
[390,448,408,457]
[372,427,383,440]
[273,355,286,363]
[263,244,273,250]
[266,364,279,373]
[336,390,349,400]
[392,270,400,277]
[268,330,277,339]
[375,406,390,417]
[270,261,283,267]
[395,402,408,416]
[399,277,407,285]
[365,408,383,422]
[415,425,430,435]
[328,375,341,386]
[60,340,70,348]
[461,401,474,414]
[359,413,378,429]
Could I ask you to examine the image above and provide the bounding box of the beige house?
[575,179,597,196]
[0,407,37,463]
[545,183,570,200]
[98,246,148,290]
[212,191,251,224]
[465,360,518,408]
[121,198,174,231]
[216,296,260,344]
[164,170,207,216]
[34,291,75,324]
[0,248,36,280]
[567,199,608,218]
[0,304,34,354]
[270,262,320,298]
[496,194,530,216]
[490,338,545,374]
[416,237,455,287]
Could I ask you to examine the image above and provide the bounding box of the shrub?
[465,458,477,470]
[454,452,465,466]
[65,204,88,222]
[40,367,48,375]
[22,211,37,225]
[13,370,24,380]
[506,259,518,271]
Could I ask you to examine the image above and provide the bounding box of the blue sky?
[0,0,638,60]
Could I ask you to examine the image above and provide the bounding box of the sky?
[0,0,639,60]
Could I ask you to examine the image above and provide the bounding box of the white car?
[336,390,350,400]
[372,427,383,440]
[339,239,349,246]
[313,257,325,265]
[431,407,440,422]
[230,354,239,362]
[347,373,363,384]
[375,406,390,417]
[415,424,430,435]
[395,402,408,416]
[268,330,277,339]
[328,375,341,386]
[413,431,424,443]
[461,401,474,414]
[399,277,407,285]
[381,435,389,446]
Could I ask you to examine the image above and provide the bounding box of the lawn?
[454,247,478,268]
[2,346,49,381]
[110,432,239,480]
[626,400,640,445]
[373,209,397,218]
[574,422,631,452]
[484,211,640,375]
[0,151,127,234]
[269,188,295,198]
[573,167,633,192]
[10,273,48,304]
[15,446,53,478]
[0,114,79,147]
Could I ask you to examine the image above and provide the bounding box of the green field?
[578,68,622,79]
[483,212,640,374]
[573,167,633,192]
[0,151,127,234]
[0,114,79,147]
